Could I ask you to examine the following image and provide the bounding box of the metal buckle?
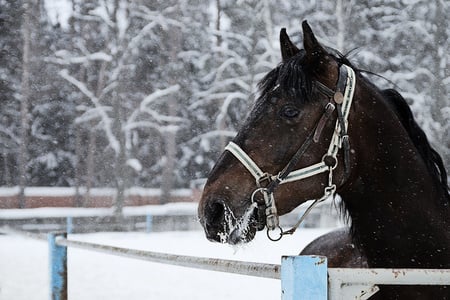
[256,172,272,188]
[324,184,336,198]
[264,196,278,229]
[251,187,281,234]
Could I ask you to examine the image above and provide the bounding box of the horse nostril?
[200,199,228,243]
[206,200,226,226]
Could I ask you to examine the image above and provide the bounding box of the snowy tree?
[347,0,449,167]
[26,1,79,188]
[52,1,212,211]
[181,0,283,181]
[0,0,447,202]
[0,0,23,186]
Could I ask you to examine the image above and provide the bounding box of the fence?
[0,200,342,234]
[0,187,198,209]
[2,228,450,300]
[1,212,201,233]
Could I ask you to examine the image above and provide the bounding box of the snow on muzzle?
[202,199,263,245]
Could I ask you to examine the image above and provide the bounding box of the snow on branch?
[124,121,162,131]
[140,84,180,108]
[124,84,186,132]
[75,106,113,124]
[215,58,248,81]
[134,4,183,29]
[185,130,237,145]
[142,110,186,125]
[128,85,181,126]
[216,94,245,128]
[384,68,436,81]
[443,76,450,86]
[127,158,142,172]
[109,11,182,83]
[88,5,115,27]
[0,125,20,145]
[204,77,251,94]
[210,29,253,51]
[59,69,120,154]
[47,50,113,65]
[59,69,96,100]
[189,92,248,110]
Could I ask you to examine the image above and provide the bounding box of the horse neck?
[340,82,450,268]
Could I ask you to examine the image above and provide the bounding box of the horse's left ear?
[302,20,327,61]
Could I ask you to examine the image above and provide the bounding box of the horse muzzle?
[200,197,265,245]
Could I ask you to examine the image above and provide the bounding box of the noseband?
[224,64,356,241]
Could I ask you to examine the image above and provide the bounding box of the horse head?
[198,21,355,244]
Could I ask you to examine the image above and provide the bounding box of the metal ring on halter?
[266,226,283,241]
[251,187,268,203]
[322,154,338,170]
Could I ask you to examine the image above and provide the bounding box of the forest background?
[0,0,448,211]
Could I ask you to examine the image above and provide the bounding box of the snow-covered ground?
[0,228,335,300]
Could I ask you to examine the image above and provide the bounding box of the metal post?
[281,255,327,300]
[66,217,73,234]
[146,214,153,233]
[48,232,67,300]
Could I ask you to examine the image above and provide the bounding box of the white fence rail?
[327,267,450,300]
[57,237,281,279]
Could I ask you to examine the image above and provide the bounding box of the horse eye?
[280,106,300,119]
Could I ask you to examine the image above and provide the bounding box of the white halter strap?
[224,141,266,182]
[225,65,356,186]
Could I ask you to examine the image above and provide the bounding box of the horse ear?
[302,20,327,61]
[280,28,300,61]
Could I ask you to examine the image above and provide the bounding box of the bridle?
[224,64,356,241]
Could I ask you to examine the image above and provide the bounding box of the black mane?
[257,50,313,104]
[382,89,449,195]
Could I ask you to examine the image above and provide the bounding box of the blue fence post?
[48,232,68,300]
[146,214,153,233]
[66,217,73,234]
[281,255,328,300]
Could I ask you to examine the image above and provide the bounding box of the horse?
[198,21,449,299]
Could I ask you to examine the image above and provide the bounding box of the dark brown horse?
[198,21,449,299]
